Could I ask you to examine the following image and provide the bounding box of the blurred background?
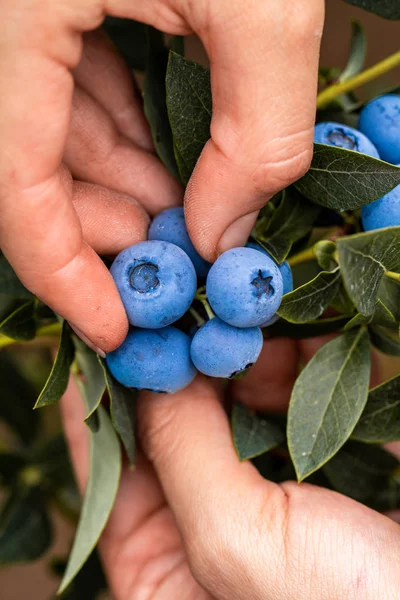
[1,0,399,597]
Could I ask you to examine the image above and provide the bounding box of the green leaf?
[337,228,400,316]
[369,325,400,356]
[323,441,399,505]
[330,283,355,314]
[0,354,39,445]
[254,188,320,263]
[103,17,148,71]
[34,322,75,409]
[295,145,400,211]
[339,21,367,83]
[266,314,351,338]
[288,328,371,481]
[0,255,32,299]
[58,405,122,595]
[144,28,179,178]
[0,485,52,563]
[166,52,211,184]
[343,0,400,20]
[99,359,137,466]
[74,340,106,430]
[232,403,284,461]
[0,301,36,340]
[344,299,397,330]
[377,275,400,323]
[278,267,341,323]
[352,375,400,443]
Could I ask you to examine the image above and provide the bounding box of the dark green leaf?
[99,359,137,466]
[323,441,399,505]
[295,145,400,210]
[74,340,106,430]
[254,188,320,263]
[265,314,351,338]
[103,17,148,71]
[278,267,341,323]
[0,485,52,563]
[330,283,355,314]
[0,455,26,486]
[166,52,211,184]
[378,275,400,323]
[353,375,400,443]
[369,325,400,356]
[58,405,122,595]
[0,255,32,299]
[0,354,39,444]
[0,301,36,340]
[232,403,284,461]
[344,299,396,330]
[144,28,179,178]
[288,328,371,481]
[343,0,400,20]
[337,228,400,316]
[34,322,74,409]
[339,21,367,83]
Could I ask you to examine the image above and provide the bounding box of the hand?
[0,0,324,354]
[62,336,400,600]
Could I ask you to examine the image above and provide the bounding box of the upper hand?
[0,0,324,354]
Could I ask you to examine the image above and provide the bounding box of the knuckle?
[254,140,313,194]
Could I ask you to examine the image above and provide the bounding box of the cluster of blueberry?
[106,208,292,393]
[314,94,400,230]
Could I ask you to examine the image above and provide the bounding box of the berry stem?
[189,306,206,327]
[0,322,61,350]
[316,50,400,110]
[385,270,400,283]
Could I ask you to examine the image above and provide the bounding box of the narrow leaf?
[337,227,400,316]
[99,359,137,466]
[339,21,367,83]
[353,375,400,443]
[144,28,179,177]
[278,267,341,323]
[166,52,211,184]
[288,328,371,481]
[0,301,36,340]
[34,322,75,408]
[295,145,400,211]
[232,403,284,461]
[58,405,122,594]
[74,340,106,428]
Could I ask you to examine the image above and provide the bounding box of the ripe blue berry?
[148,207,211,278]
[190,317,263,378]
[206,247,283,328]
[359,95,400,164]
[314,122,380,158]
[106,326,197,393]
[110,240,197,329]
[361,173,400,231]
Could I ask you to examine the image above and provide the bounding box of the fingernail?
[69,324,106,358]
[217,211,259,256]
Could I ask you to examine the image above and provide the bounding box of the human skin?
[62,337,400,600]
[0,0,324,354]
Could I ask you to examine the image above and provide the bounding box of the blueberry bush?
[1,1,400,596]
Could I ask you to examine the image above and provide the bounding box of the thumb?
[184,0,324,261]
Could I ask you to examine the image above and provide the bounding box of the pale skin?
[2,0,400,597]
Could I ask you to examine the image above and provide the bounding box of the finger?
[138,375,287,598]
[183,0,325,260]
[74,29,153,151]
[64,86,183,215]
[72,180,149,255]
[232,337,298,412]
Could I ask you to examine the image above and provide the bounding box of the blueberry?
[148,207,211,278]
[362,169,400,231]
[110,240,197,329]
[314,122,380,158]
[106,326,197,393]
[190,317,263,378]
[206,247,283,328]
[359,95,400,164]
